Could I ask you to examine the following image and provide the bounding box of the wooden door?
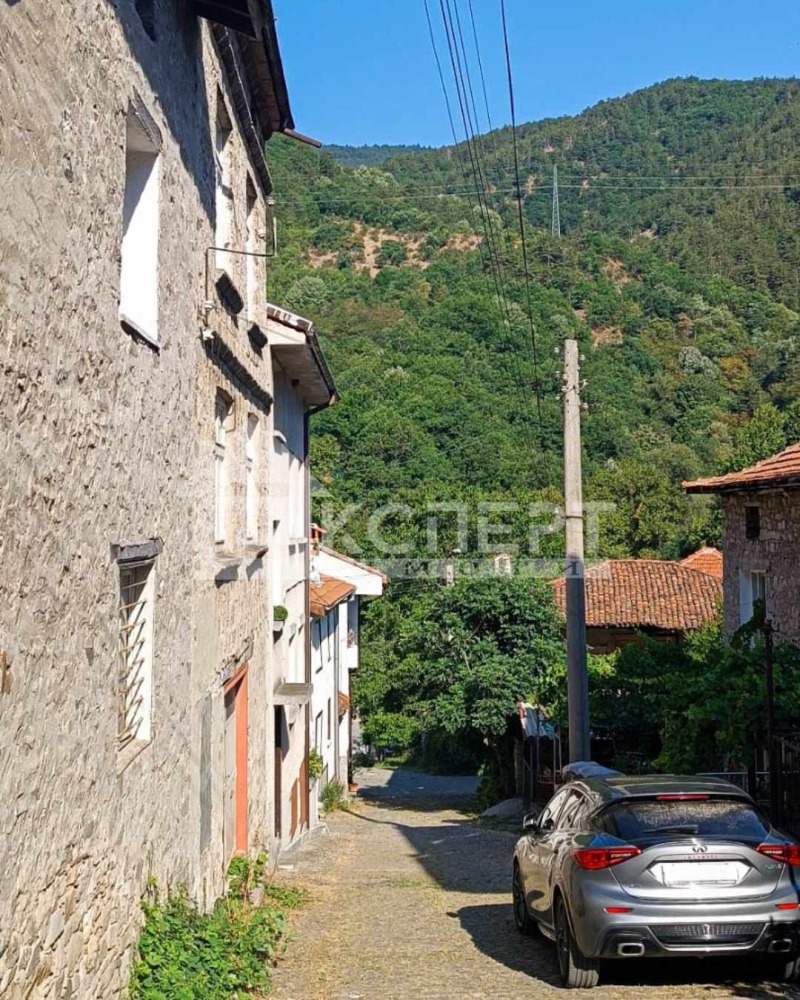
[224,688,237,861]
[223,667,249,862]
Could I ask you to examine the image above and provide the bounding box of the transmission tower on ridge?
[551,164,561,237]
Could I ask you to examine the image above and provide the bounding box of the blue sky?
[274,0,800,148]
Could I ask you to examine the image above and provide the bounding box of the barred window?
[215,391,232,544]
[245,413,259,541]
[745,505,761,540]
[119,560,155,747]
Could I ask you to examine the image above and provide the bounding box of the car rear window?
[597,798,769,843]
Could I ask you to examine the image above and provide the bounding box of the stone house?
[0,2,332,997]
[309,537,386,818]
[550,552,722,654]
[684,444,800,643]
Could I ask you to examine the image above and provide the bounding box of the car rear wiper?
[649,825,699,835]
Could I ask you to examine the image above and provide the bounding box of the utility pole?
[765,619,780,823]
[563,339,590,761]
[551,164,561,238]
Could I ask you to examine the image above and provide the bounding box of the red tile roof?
[310,575,356,618]
[683,443,800,494]
[550,560,721,632]
[679,547,723,581]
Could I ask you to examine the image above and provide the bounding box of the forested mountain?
[267,77,800,563]
[325,144,431,168]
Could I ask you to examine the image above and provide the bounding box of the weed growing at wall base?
[129,862,305,1000]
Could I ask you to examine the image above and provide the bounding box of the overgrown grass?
[129,856,305,1000]
[319,780,347,813]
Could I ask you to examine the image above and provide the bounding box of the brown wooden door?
[224,667,249,862]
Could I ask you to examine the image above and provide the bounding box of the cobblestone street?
[272,770,800,1000]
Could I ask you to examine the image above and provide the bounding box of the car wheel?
[764,954,800,984]
[512,864,538,936]
[555,897,600,989]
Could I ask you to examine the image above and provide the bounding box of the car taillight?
[573,846,642,870]
[757,844,800,866]
[656,794,709,801]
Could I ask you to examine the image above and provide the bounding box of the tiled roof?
[679,547,723,581]
[683,443,800,493]
[310,575,356,618]
[551,560,721,632]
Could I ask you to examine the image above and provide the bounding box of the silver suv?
[512,774,800,988]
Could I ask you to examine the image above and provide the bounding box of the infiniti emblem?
[701,924,712,937]
[692,845,708,854]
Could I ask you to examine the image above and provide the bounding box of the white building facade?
[309,541,386,817]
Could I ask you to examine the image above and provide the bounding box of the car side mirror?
[522,812,541,833]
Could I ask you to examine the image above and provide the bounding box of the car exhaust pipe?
[617,942,645,957]
[769,939,793,954]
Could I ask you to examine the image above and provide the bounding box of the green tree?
[376,240,407,267]
[355,578,564,792]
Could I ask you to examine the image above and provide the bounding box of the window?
[314,712,323,752]
[537,787,571,831]
[745,505,761,540]
[120,99,161,344]
[215,391,233,544]
[134,0,156,40]
[597,799,769,845]
[327,698,332,742]
[556,791,588,830]
[214,94,234,271]
[740,569,767,625]
[245,177,260,322]
[245,413,258,541]
[118,560,155,747]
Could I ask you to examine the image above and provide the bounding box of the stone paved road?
[271,770,800,1000]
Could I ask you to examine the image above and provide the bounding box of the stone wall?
[721,491,800,645]
[0,1,281,995]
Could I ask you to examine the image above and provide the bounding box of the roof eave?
[684,478,800,495]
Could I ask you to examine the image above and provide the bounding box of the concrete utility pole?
[563,339,591,762]
[764,620,780,823]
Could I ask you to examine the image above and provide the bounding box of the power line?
[422,0,541,449]
[500,0,545,438]
[437,0,544,449]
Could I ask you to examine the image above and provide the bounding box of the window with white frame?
[314,711,323,752]
[245,413,259,541]
[120,99,161,344]
[214,93,234,271]
[118,559,155,747]
[215,391,232,544]
[739,569,767,625]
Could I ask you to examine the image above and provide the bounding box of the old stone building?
[685,444,800,644]
[0,1,332,997]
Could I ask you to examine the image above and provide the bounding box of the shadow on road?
[348,783,800,997]
[453,902,800,996]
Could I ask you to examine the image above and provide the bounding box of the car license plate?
[655,862,745,887]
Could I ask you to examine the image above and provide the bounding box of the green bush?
[129,859,304,1000]
[375,240,407,267]
[308,748,324,781]
[319,780,346,813]
[361,711,420,755]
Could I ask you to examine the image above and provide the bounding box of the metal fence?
[773,735,800,838]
